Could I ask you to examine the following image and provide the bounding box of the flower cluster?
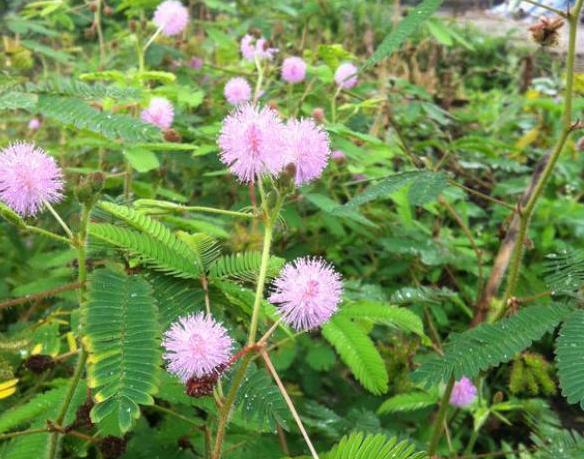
[335,62,358,89]
[153,0,189,37]
[140,97,174,130]
[281,57,307,84]
[162,313,234,382]
[269,257,343,331]
[0,142,64,217]
[240,34,278,62]
[224,77,252,105]
[218,103,331,184]
[449,377,478,408]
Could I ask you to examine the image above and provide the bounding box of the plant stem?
[44,201,74,240]
[47,203,91,459]
[211,353,253,459]
[143,25,164,52]
[501,0,583,306]
[124,160,133,202]
[94,0,105,66]
[428,377,455,456]
[261,349,319,458]
[212,181,279,458]
[182,206,254,219]
[25,225,72,245]
[247,218,274,345]
[520,0,567,17]
[253,55,264,103]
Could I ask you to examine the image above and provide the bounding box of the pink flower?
[284,118,331,186]
[331,150,346,161]
[335,62,358,89]
[224,77,252,105]
[28,118,41,131]
[162,313,234,381]
[281,57,306,84]
[190,56,203,70]
[449,377,478,408]
[218,103,287,183]
[269,257,343,331]
[240,34,278,62]
[140,97,174,130]
[0,142,64,217]
[153,0,189,37]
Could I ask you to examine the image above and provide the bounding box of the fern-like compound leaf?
[322,315,389,395]
[556,310,584,409]
[208,251,285,282]
[83,269,161,435]
[89,223,202,279]
[323,431,428,459]
[413,304,572,386]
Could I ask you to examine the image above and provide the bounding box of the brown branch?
[472,152,550,325]
[0,282,84,311]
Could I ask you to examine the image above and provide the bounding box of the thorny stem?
[501,0,583,309]
[428,377,455,456]
[260,349,319,459]
[47,203,92,459]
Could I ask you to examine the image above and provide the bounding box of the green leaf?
[339,301,425,338]
[377,391,438,414]
[20,39,72,64]
[323,431,428,459]
[234,365,290,432]
[84,269,161,434]
[363,0,444,69]
[37,95,161,142]
[208,251,285,283]
[89,223,202,279]
[345,171,447,208]
[0,92,37,111]
[413,304,572,386]
[322,315,389,395]
[556,310,584,409]
[0,380,86,433]
[124,148,160,173]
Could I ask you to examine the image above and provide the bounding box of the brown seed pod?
[528,16,564,47]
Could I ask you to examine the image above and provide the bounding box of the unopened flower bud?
[529,16,564,47]
[312,107,325,123]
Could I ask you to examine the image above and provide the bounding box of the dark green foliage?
[84,269,161,435]
[556,310,584,409]
[322,431,428,459]
[414,304,573,386]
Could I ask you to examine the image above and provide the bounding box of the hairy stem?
[428,377,455,456]
[44,201,74,239]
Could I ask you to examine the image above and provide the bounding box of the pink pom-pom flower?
[218,103,287,183]
[0,142,64,217]
[269,257,343,331]
[140,97,174,130]
[331,150,346,161]
[449,377,478,408]
[28,118,41,131]
[189,56,203,70]
[224,77,252,105]
[162,313,234,382]
[240,34,278,62]
[153,0,189,37]
[284,118,331,186]
[281,57,307,84]
[334,62,358,89]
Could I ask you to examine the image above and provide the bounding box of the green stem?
[428,377,455,456]
[47,203,91,459]
[182,206,254,219]
[25,226,71,245]
[211,353,253,459]
[247,218,274,345]
[253,55,264,103]
[124,160,133,202]
[212,180,278,458]
[464,428,480,456]
[44,201,74,240]
[502,0,583,305]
